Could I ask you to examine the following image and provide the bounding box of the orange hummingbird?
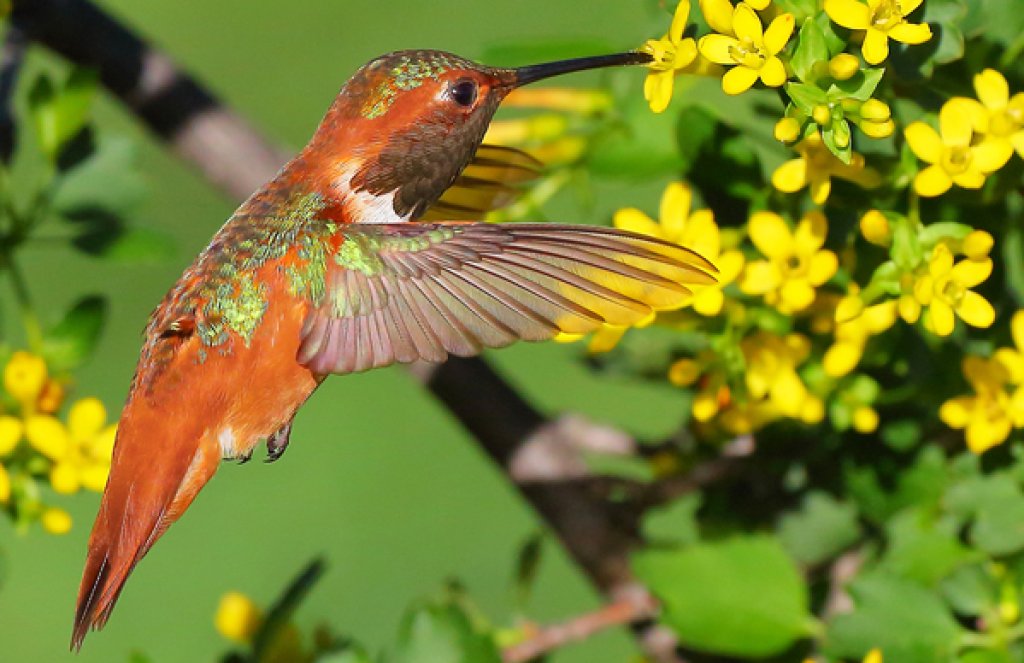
[71,48,716,648]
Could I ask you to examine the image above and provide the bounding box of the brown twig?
[502,593,658,663]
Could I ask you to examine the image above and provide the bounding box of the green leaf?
[786,82,828,113]
[26,68,97,161]
[891,216,924,271]
[791,19,829,83]
[314,646,375,663]
[831,68,885,102]
[946,474,1024,556]
[252,558,326,660]
[642,492,702,546]
[41,296,107,372]
[879,508,977,585]
[940,563,998,617]
[395,600,501,663]
[826,573,962,663]
[959,650,1017,663]
[919,221,974,247]
[778,492,861,566]
[54,137,147,215]
[634,535,812,657]
[512,532,544,608]
[1003,224,1024,306]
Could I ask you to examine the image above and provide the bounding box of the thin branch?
[502,593,658,663]
[0,22,27,163]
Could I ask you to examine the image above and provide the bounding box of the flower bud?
[859,209,892,246]
[962,229,994,260]
[853,406,879,433]
[3,352,47,408]
[860,118,895,139]
[41,507,72,535]
[860,98,891,121]
[215,592,263,644]
[836,295,865,323]
[812,104,832,126]
[828,54,860,81]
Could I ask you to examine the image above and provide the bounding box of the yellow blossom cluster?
[215,591,307,663]
[1,350,116,534]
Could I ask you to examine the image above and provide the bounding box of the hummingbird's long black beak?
[510,51,653,88]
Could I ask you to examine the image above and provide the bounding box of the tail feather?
[71,424,219,650]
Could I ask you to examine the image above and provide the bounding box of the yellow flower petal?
[588,325,628,354]
[89,424,117,461]
[780,279,816,312]
[794,211,828,253]
[770,369,808,417]
[887,20,932,45]
[962,230,994,260]
[940,101,973,148]
[772,157,809,193]
[0,464,8,503]
[759,56,788,87]
[680,209,720,259]
[41,507,72,535]
[825,341,863,377]
[670,0,693,43]
[975,69,1010,110]
[824,0,872,29]
[80,462,110,493]
[914,164,953,197]
[716,250,746,285]
[68,397,107,442]
[50,462,81,495]
[951,169,986,190]
[801,396,826,424]
[973,139,1014,173]
[956,291,995,328]
[3,351,48,406]
[644,71,675,114]
[693,287,725,316]
[698,34,740,65]
[862,27,890,65]
[723,64,760,94]
[950,257,993,288]
[905,122,943,163]
[1013,310,1024,353]
[614,208,663,238]
[700,0,736,35]
[967,417,1011,454]
[732,3,764,44]
[740,261,782,295]
[930,244,954,277]
[940,396,972,428]
[216,592,264,644]
[929,299,956,336]
[763,14,795,55]
[807,251,839,286]
[668,358,702,386]
[899,0,924,14]
[0,416,23,456]
[692,391,720,421]
[25,415,70,461]
[899,294,921,323]
[660,182,692,240]
[809,173,832,204]
[749,211,794,259]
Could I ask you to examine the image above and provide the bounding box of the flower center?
[940,279,966,306]
[729,38,766,70]
[643,39,676,71]
[941,146,972,174]
[871,2,904,31]
[782,253,806,276]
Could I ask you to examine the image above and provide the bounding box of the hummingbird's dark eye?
[449,79,478,107]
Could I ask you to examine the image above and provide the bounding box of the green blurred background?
[0,1,690,660]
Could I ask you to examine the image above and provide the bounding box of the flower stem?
[0,250,43,352]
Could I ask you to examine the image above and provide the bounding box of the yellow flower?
[0,463,9,503]
[0,415,22,456]
[669,350,733,422]
[25,414,70,461]
[641,0,699,112]
[994,310,1024,384]
[51,398,116,494]
[853,405,880,433]
[941,355,1024,453]
[3,351,48,408]
[772,133,881,204]
[41,506,72,535]
[864,648,884,663]
[824,0,932,65]
[824,300,898,377]
[913,244,994,336]
[905,101,1012,197]
[215,591,263,644]
[950,69,1024,162]
[740,211,839,314]
[742,332,823,422]
[698,2,794,95]
[615,182,743,317]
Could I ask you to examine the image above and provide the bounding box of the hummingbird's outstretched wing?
[297,222,716,375]
[421,145,542,221]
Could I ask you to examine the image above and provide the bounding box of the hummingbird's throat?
[333,162,411,224]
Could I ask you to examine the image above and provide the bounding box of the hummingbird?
[71,48,716,648]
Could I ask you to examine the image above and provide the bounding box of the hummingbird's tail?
[71,402,220,650]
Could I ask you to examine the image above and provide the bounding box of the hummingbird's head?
[317,48,652,219]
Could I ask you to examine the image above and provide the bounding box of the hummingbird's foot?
[265,420,293,463]
[236,448,254,464]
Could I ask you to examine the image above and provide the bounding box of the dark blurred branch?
[11,2,747,660]
[0,21,27,163]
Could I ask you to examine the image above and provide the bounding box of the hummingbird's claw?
[265,420,293,463]
[236,449,254,465]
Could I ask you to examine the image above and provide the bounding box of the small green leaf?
[831,68,885,102]
[512,532,544,608]
[778,492,861,566]
[786,82,828,113]
[826,573,962,663]
[891,216,923,271]
[26,68,97,161]
[252,558,326,660]
[880,508,977,585]
[791,19,830,82]
[642,493,702,546]
[941,563,998,617]
[41,296,107,372]
[635,535,812,657]
[395,600,500,663]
